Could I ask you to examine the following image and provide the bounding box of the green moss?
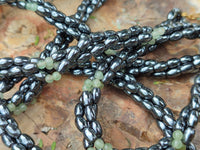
[51,141,56,150]
[34,35,40,46]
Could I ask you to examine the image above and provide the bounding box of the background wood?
[0,0,200,149]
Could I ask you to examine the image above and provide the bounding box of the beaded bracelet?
[0,0,200,150]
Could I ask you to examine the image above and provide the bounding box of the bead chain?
[0,0,200,150]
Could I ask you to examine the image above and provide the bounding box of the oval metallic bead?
[0,57,13,69]
[2,133,15,147]
[14,56,29,66]
[75,116,87,132]
[83,127,97,143]
[22,63,38,74]
[30,145,42,150]
[17,134,35,149]
[0,104,10,118]
[80,91,93,106]
[85,105,97,122]
[183,127,195,144]
[163,114,175,127]
[92,88,101,104]
[74,103,84,117]
[90,121,102,138]
[187,110,199,127]
[11,143,26,150]
[5,124,21,138]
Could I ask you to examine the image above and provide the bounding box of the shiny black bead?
[24,91,35,104]
[138,87,154,99]
[85,105,97,121]
[11,143,26,150]
[187,110,199,127]
[22,63,38,74]
[80,91,93,106]
[183,127,195,144]
[92,88,101,104]
[0,104,10,118]
[163,114,175,127]
[75,116,87,132]
[2,133,15,147]
[14,56,29,66]
[5,124,21,138]
[83,127,97,143]
[0,57,13,69]
[75,103,84,117]
[17,134,35,149]
[8,66,22,77]
[31,145,42,150]
[90,121,102,138]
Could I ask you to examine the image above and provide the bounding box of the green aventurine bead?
[45,57,54,66]
[105,49,117,55]
[84,79,93,87]
[103,143,112,150]
[7,103,16,112]
[93,79,102,88]
[0,92,3,99]
[152,27,165,39]
[82,84,93,91]
[45,75,54,83]
[94,138,104,149]
[13,109,21,115]
[26,2,38,11]
[46,64,54,70]
[52,72,62,81]
[18,103,27,112]
[54,62,60,70]
[172,139,183,149]
[173,130,183,140]
[37,60,46,69]
[87,148,95,150]
[95,71,104,80]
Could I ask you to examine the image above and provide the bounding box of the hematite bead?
[186,143,196,150]
[190,94,200,110]
[2,133,15,147]
[24,91,35,104]
[83,138,93,149]
[187,110,199,127]
[183,127,195,144]
[8,66,22,77]
[14,56,29,66]
[0,104,10,118]
[11,143,26,150]
[17,134,35,149]
[92,88,101,104]
[85,105,97,122]
[5,124,21,138]
[83,128,97,143]
[80,91,93,106]
[0,117,8,127]
[31,145,42,150]
[90,121,102,138]
[0,57,13,69]
[75,103,84,117]
[75,116,87,132]
[22,63,38,74]
[159,137,171,149]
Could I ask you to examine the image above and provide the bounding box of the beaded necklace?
[0,0,200,150]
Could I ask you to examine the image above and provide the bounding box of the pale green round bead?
[103,143,112,150]
[94,138,104,149]
[93,79,102,88]
[37,60,46,69]
[172,139,183,149]
[7,103,16,112]
[45,57,54,66]
[13,109,21,116]
[148,39,155,45]
[26,2,38,11]
[84,79,93,87]
[105,49,117,55]
[82,84,93,91]
[46,64,54,70]
[54,62,60,70]
[0,92,4,99]
[173,130,183,140]
[87,147,95,150]
[45,75,54,83]
[52,72,62,81]
[18,103,27,112]
[152,27,165,39]
[95,71,104,80]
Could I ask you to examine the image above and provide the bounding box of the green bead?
[13,109,21,115]
[173,130,183,140]
[179,144,186,150]
[46,64,54,70]
[172,139,183,150]
[45,74,54,83]
[94,138,104,149]
[45,57,54,66]
[93,79,103,88]
[52,72,62,81]
[82,84,93,91]
[148,39,155,45]
[152,27,165,39]
[26,2,38,11]
[105,49,117,55]
[53,62,60,70]
[84,79,93,87]
[0,92,3,99]
[87,148,95,150]
[103,143,112,150]
[95,71,104,80]
[7,103,16,112]
[37,60,46,69]
[18,103,27,112]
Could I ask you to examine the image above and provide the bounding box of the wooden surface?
[0,0,200,149]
